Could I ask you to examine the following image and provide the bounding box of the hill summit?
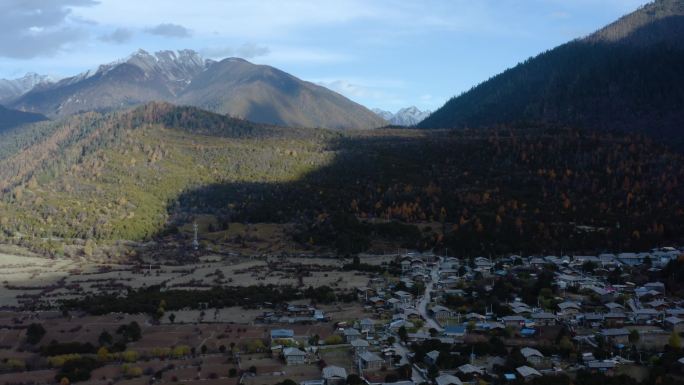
[419,0,684,142]
[10,50,385,130]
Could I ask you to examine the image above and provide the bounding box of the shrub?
[26,323,46,345]
[324,335,343,345]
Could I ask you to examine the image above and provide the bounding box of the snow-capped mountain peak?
[0,72,54,102]
[373,106,431,126]
[60,49,210,89]
[371,108,394,121]
[123,49,208,81]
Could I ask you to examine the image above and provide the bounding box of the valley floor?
[0,248,396,310]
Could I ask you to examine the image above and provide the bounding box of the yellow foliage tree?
[97,346,110,362]
[172,345,191,358]
[121,350,139,362]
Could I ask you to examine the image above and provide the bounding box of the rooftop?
[516,365,541,378]
[436,374,463,385]
[322,365,348,379]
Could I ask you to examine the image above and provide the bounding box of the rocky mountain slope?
[10,50,385,130]
[0,73,53,103]
[178,57,386,129]
[372,106,431,126]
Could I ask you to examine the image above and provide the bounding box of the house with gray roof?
[458,364,484,375]
[516,365,541,380]
[359,351,384,370]
[343,328,361,342]
[351,338,369,355]
[531,312,557,326]
[665,316,684,332]
[283,347,307,365]
[322,365,347,385]
[436,374,463,385]
[521,347,544,366]
[600,328,630,344]
[431,305,454,320]
[502,315,526,328]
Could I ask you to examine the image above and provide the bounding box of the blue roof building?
[270,329,295,340]
[444,325,466,336]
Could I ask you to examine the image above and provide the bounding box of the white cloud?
[201,43,270,60]
[146,23,191,38]
[71,0,539,41]
[236,43,270,58]
[73,0,385,38]
[0,0,654,111]
[314,77,406,102]
[99,27,133,43]
[0,0,98,58]
[263,48,354,65]
[317,80,385,99]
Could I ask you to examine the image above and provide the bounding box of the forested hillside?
[177,127,684,255]
[0,103,334,252]
[419,0,684,144]
[1,104,682,256]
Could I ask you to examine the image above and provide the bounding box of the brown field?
[0,239,384,311]
[0,329,23,350]
[320,303,368,323]
[0,369,56,385]
[319,346,354,369]
[106,377,150,385]
[241,355,284,373]
[130,323,270,353]
[89,364,123,381]
[0,246,381,385]
[182,379,240,385]
[290,324,336,340]
[244,363,321,385]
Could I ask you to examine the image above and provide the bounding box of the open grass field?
[319,346,354,370]
[244,363,321,385]
[0,246,379,311]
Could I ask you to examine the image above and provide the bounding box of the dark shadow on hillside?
[0,105,48,134]
[418,15,684,148]
[154,126,684,256]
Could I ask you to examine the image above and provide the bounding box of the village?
[0,246,682,384]
[252,247,684,385]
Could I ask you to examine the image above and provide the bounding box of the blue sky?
[0,0,650,112]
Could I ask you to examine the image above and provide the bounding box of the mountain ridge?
[0,73,53,103]
[10,50,385,130]
[585,0,684,44]
[372,106,431,126]
[178,57,386,129]
[418,0,684,142]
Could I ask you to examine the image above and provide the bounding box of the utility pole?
[192,222,199,251]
